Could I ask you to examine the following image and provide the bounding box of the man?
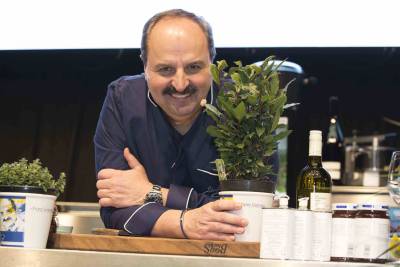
[94,9,247,241]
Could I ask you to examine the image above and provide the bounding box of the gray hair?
[140,9,216,65]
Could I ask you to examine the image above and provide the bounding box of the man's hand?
[183,200,248,241]
[96,148,153,208]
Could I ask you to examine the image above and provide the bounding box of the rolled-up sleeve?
[166,184,215,210]
[101,203,169,236]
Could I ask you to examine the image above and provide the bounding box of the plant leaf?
[214,159,227,181]
[270,94,286,113]
[271,112,282,133]
[206,125,225,139]
[233,101,246,123]
[217,60,228,72]
[204,103,222,118]
[231,72,241,85]
[210,64,220,86]
[236,143,245,149]
[260,56,275,72]
[256,127,265,137]
[246,94,258,105]
[205,109,219,123]
[234,60,242,67]
[272,130,292,143]
[218,96,236,119]
[256,160,265,167]
[270,72,280,96]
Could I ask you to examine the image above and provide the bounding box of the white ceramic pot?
[0,188,56,248]
[219,191,274,242]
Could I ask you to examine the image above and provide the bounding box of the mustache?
[162,84,197,96]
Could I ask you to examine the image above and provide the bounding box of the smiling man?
[144,15,212,134]
[94,9,247,240]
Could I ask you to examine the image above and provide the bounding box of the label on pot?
[220,194,264,208]
[219,194,233,200]
[0,195,25,246]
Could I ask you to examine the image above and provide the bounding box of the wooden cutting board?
[49,228,260,258]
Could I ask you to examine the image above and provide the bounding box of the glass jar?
[353,203,390,263]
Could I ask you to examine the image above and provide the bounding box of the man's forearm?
[149,200,248,241]
[150,209,184,238]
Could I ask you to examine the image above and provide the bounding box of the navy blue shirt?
[94,74,220,235]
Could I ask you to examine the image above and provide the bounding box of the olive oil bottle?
[296,130,332,211]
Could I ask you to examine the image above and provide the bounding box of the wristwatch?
[144,184,163,204]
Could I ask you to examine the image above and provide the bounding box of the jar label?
[354,218,390,260]
[331,218,355,258]
[310,192,332,212]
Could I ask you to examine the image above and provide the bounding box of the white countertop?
[0,247,394,267]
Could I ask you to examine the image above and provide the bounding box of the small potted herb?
[0,158,65,248]
[202,56,295,241]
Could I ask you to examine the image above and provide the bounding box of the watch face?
[145,186,162,204]
[153,185,162,191]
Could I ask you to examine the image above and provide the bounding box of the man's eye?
[157,67,174,75]
[186,64,202,74]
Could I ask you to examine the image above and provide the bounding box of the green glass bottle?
[296,130,332,211]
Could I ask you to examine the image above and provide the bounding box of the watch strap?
[144,184,163,204]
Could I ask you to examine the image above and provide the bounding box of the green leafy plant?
[203,56,297,181]
[0,158,66,194]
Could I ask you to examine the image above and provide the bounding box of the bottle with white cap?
[296,130,332,212]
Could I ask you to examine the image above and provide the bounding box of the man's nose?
[171,70,189,92]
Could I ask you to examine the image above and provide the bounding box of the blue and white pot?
[0,185,56,248]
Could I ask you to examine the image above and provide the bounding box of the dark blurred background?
[1,47,399,202]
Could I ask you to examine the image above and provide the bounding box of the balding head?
[140,9,216,66]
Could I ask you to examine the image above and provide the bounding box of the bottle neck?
[309,134,323,166]
[308,155,323,167]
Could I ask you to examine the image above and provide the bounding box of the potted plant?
[0,158,65,248]
[202,56,295,241]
